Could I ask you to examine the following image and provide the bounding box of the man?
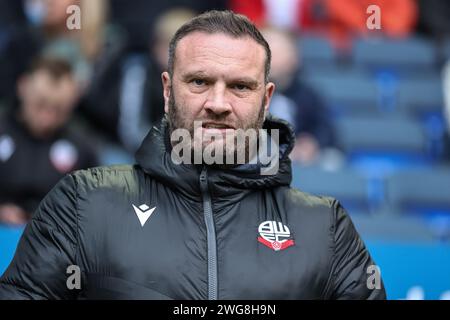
[0,11,386,299]
[0,56,98,226]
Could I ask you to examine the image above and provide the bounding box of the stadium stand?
[353,36,437,75]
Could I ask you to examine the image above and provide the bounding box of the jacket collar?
[135,114,295,203]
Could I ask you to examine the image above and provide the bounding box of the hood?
[135,114,295,203]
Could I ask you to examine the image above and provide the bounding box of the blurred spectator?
[261,27,337,165]
[0,1,39,107]
[229,0,305,31]
[417,0,450,41]
[308,0,418,49]
[443,60,450,161]
[231,0,418,50]
[80,8,196,153]
[0,0,110,106]
[34,0,109,86]
[0,57,98,226]
[108,0,227,50]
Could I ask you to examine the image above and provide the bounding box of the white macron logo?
[132,204,156,227]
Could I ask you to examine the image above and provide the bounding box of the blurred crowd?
[1,0,450,226]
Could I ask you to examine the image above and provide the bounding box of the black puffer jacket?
[0,115,386,300]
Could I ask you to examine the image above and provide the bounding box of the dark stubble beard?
[167,89,266,167]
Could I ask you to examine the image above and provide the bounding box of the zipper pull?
[200,167,207,182]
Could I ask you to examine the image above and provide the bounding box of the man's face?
[18,70,78,138]
[162,32,275,160]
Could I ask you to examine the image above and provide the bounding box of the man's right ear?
[162,72,171,114]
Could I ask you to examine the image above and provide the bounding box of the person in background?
[108,0,227,50]
[120,8,198,152]
[81,8,197,154]
[261,26,336,165]
[0,56,98,226]
[231,0,418,50]
[229,0,306,31]
[308,0,418,50]
[0,0,111,125]
[28,0,109,86]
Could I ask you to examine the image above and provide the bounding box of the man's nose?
[203,83,232,115]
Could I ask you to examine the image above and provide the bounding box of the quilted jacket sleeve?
[328,200,387,300]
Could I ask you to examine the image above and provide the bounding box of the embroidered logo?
[257,220,295,251]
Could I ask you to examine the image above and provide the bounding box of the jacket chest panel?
[214,218,328,299]
[79,192,208,299]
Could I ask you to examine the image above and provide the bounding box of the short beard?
[167,89,266,167]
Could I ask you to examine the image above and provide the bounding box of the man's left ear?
[162,71,172,114]
[264,82,275,118]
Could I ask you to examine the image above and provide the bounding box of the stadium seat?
[291,165,369,212]
[303,70,380,116]
[353,37,437,74]
[396,76,444,117]
[298,34,337,67]
[335,115,427,156]
[351,211,437,242]
[385,167,450,215]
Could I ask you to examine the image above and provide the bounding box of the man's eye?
[233,84,249,91]
[192,79,205,86]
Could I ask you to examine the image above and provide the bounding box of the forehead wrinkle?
[175,32,266,78]
[190,55,253,75]
[191,42,259,61]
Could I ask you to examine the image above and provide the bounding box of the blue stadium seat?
[303,70,380,116]
[335,115,432,174]
[291,165,370,212]
[335,115,427,156]
[298,34,337,67]
[385,167,450,216]
[353,37,437,74]
[351,212,437,242]
[397,76,444,117]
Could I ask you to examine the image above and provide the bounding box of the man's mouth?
[201,122,235,130]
